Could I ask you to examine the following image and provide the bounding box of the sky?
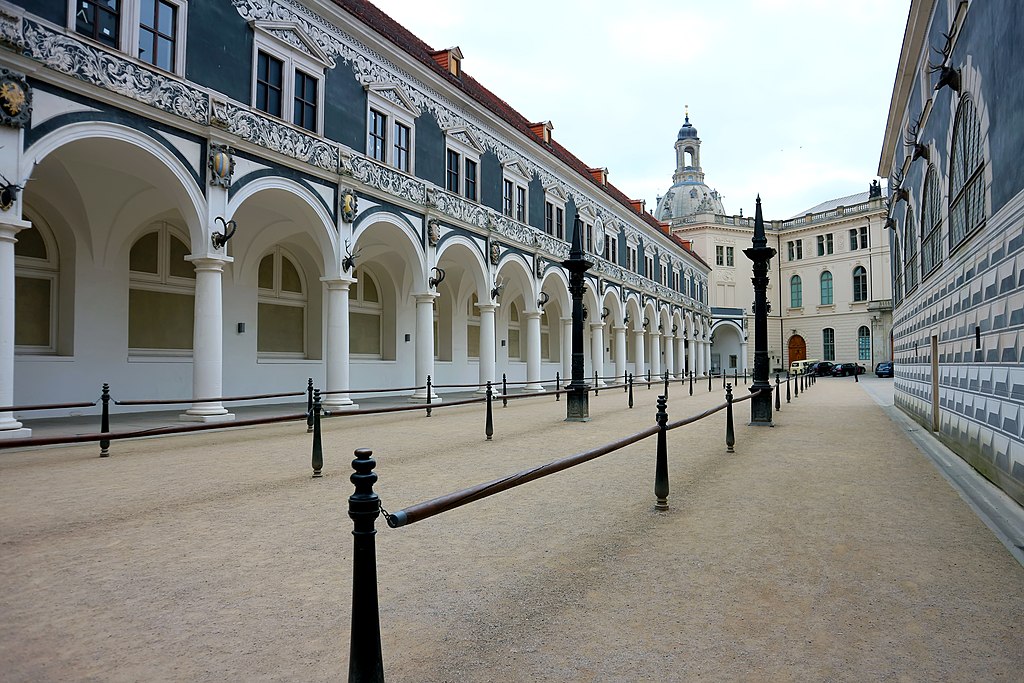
[368,0,911,220]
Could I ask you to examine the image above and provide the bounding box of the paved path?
[1,376,1022,682]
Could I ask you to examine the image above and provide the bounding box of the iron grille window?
[852,266,868,302]
[823,328,835,361]
[394,122,410,172]
[138,0,176,71]
[858,326,870,361]
[76,0,121,48]
[368,109,386,162]
[820,271,833,305]
[921,166,942,276]
[790,275,802,308]
[949,96,985,251]
[904,206,918,293]
[255,51,284,118]
[445,150,460,193]
[293,70,317,132]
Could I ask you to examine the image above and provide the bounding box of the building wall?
[879,0,1024,505]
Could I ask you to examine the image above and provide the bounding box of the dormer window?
[70,0,188,74]
[251,21,332,134]
[430,46,463,77]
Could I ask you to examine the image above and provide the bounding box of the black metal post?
[743,196,776,426]
[485,381,493,441]
[306,377,314,432]
[786,373,791,403]
[563,213,593,421]
[723,369,726,390]
[311,389,323,477]
[663,370,669,399]
[556,371,560,401]
[708,371,712,393]
[689,370,693,396]
[624,372,628,393]
[647,368,651,389]
[347,448,384,683]
[502,372,508,408]
[725,383,735,453]
[654,395,669,510]
[775,373,781,412]
[99,383,110,457]
[594,370,599,396]
[734,368,738,387]
[426,374,432,417]
[628,372,634,409]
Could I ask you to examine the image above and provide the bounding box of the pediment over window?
[543,184,567,203]
[250,20,335,69]
[502,159,530,180]
[446,127,485,153]
[365,82,420,117]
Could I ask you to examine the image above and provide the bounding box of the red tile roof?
[330,0,706,268]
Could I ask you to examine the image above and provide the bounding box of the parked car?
[875,361,894,378]
[810,361,836,376]
[832,362,866,377]
[789,359,819,375]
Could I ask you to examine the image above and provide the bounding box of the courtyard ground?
[1,377,1022,682]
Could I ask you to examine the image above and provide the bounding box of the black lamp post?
[743,196,776,425]
[562,212,593,421]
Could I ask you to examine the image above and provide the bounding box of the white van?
[789,359,819,375]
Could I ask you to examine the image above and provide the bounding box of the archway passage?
[788,335,806,363]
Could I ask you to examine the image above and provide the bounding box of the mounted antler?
[903,113,930,163]
[0,160,36,212]
[927,30,960,93]
[537,291,550,309]
[428,266,445,289]
[490,276,505,301]
[890,168,909,204]
[211,216,237,249]
[342,239,362,272]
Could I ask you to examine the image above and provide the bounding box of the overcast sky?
[369,0,910,220]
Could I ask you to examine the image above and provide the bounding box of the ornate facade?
[0,0,710,437]
[879,0,1024,505]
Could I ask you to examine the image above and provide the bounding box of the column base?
[0,426,32,440]
[522,384,546,394]
[408,391,441,404]
[179,411,235,423]
[322,396,359,412]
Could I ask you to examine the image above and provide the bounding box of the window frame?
[351,267,384,359]
[852,265,868,302]
[920,165,942,278]
[251,27,328,135]
[14,224,60,355]
[127,222,195,356]
[819,270,833,306]
[948,95,986,254]
[69,0,189,76]
[789,274,802,308]
[857,325,871,361]
[256,246,308,359]
[823,328,835,361]
[445,129,483,203]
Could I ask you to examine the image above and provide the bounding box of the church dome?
[655,183,726,219]
[677,115,697,140]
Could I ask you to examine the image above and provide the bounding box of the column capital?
[413,292,439,304]
[589,321,604,331]
[0,217,32,243]
[322,275,357,290]
[612,325,628,333]
[476,303,499,313]
[523,310,542,321]
[186,255,231,271]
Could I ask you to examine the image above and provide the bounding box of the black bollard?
[689,370,693,396]
[502,373,508,408]
[485,381,494,441]
[775,373,781,412]
[347,448,385,682]
[723,369,727,390]
[663,370,669,399]
[426,375,432,417]
[311,389,324,477]
[306,378,314,432]
[594,370,599,396]
[647,369,651,389]
[628,372,634,409]
[725,383,735,453]
[795,371,799,398]
[624,372,628,393]
[708,371,712,393]
[99,383,110,457]
[556,371,561,401]
[654,395,669,510]
[786,373,791,403]
[734,368,738,387]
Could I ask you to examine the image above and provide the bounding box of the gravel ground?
[1,378,1022,682]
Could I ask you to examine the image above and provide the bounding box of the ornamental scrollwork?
[0,9,23,52]
[220,101,338,172]
[350,157,426,204]
[0,68,31,128]
[434,191,488,229]
[489,213,535,247]
[23,21,208,125]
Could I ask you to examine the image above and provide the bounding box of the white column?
[665,333,675,379]
[477,303,497,393]
[740,339,749,376]
[613,325,627,385]
[410,292,439,402]
[0,219,31,438]
[181,257,233,422]
[687,337,696,378]
[695,339,705,376]
[322,278,357,410]
[633,329,646,379]
[560,317,572,386]
[524,311,544,392]
[705,336,712,376]
[650,332,662,376]
[590,322,606,386]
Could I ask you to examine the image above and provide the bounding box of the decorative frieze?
[0,9,23,52]
[218,100,338,172]
[350,156,426,204]
[23,21,208,125]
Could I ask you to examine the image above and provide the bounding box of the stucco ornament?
[535,256,545,278]
[489,240,500,266]
[0,67,30,128]
[208,144,235,188]
[341,189,358,223]
[427,218,440,246]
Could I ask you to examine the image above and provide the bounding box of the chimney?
[528,121,554,143]
[588,167,608,185]
[630,199,646,214]
[429,46,463,77]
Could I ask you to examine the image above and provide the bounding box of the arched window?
[904,206,918,293]
[507,301,521,360]
[858,325,871,361]
[128,224,194,352]
[789,275,802,308]
[892,232,903,306]
[466,293,480,359]
[921,166,942,276]
[852,266,868,302]
[257,247,306,356]
[822,328,835,361]
[351,268,382,357]
[540,308,551,361]
[949,96,985,251]
[819,271,833,305]
[15,224,59,353]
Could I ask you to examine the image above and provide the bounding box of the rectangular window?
[788,241,795,261]
[516,186,527,222]
[556,207,564,240]
[446,150,460,193]
[796,240,803,259]
[859,225,868,249]
[826,233,833,254]
[849,228,858,251]
[368,109,386,162]
[394,122,410,172]
[464,158,477,201]
[585,223,593,252]
[138,0,176,71]
[545,202,554,235]
[503,180,514,217]
[726,246,734,266]
[256,51,284,118]
[76,0,121,48]
[716,245,724,266]
[293,69,318,132]
[823,328,835,361]
[816,234,833,256]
